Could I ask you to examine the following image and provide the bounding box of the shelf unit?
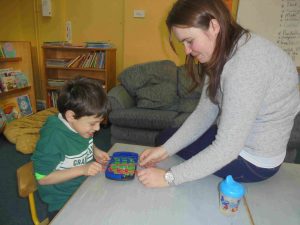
[0,41,36,113]
[42,45,116,107]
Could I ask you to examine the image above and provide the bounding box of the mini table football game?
[105,151,139,181]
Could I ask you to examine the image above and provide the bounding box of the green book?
[0,45,5,58]
[2,42,16,58]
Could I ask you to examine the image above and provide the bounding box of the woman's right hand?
[139,146,169,168]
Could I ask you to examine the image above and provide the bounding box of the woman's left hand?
[137,168,169,188]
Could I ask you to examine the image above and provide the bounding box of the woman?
[137,0,300,187]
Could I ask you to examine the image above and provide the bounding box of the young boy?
[31,77,110,220]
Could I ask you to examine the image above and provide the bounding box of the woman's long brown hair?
[166,0,249,103]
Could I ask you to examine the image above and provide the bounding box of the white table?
[50,143,252,225]
[244,163,300,225]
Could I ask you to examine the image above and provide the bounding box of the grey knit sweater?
[163,33,300,185]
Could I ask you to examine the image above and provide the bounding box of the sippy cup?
[219,175,245,215]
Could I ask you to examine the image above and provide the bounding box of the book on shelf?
[75,54,86,68]
[2,42,16,58]
[66,55,81,67]
[99,51,105,69]
[90,53,97,68]
[0,97,21,123]
[69,55,85,68]
[46,58,71,67]
[16,94,33,116]
[62,51,105,69]
[0,107,7,133]
[76,55,88,67]
[14,71,29,88]
[36,100,46,111]
[85,41,112,48]
[0,72,17,92]
[47,90,59,108]
[0,68,29,92]
[0,45,5,58]
[0,68,13,73]
[43,41,72,47]
[84,53,97,68]
[47,79,65,87]
[82,53,91,68]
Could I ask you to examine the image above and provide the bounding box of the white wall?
[238,0,300,66]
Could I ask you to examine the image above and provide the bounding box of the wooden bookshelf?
[0,86,31,98]
[0,41,36,113]
[42,45,116,108]
[0,57,22,62]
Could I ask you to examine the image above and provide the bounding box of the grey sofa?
[108,60,300,163]
[108,60,201,146]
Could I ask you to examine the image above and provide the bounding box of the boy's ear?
[65,110,76,122]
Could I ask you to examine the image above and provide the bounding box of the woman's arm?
[163,79,219,156]
[170,51,271,185]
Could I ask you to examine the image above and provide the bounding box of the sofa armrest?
[287,112,300,149]
[108,85,135,110]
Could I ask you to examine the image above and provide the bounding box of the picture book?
[0,98,21,123]
[0,69,29,90]
[0,68,13,73]
[0,73,17,92]
[17,95,33,116]
[2,42,16,58]
[14,71,29,88]
[0,108,7,133]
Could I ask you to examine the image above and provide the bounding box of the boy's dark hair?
[57,77,109,119]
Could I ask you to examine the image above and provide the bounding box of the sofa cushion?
[177,65,202,99]
[173,113,191,128]
[177,98,199,113]
[119,60,177,97]
[108,86,135,110]
[118,60,179,110]
[3,107,58,154]
[136,82,178,110]
[118,61,202,112]
[109,107,178,130]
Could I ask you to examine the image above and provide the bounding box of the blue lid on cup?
[220,175,245,199]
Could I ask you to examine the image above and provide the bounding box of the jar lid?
[220,175,245,198]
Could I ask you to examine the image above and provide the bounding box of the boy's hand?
[93,146,110,165]
[83,161,104,176]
